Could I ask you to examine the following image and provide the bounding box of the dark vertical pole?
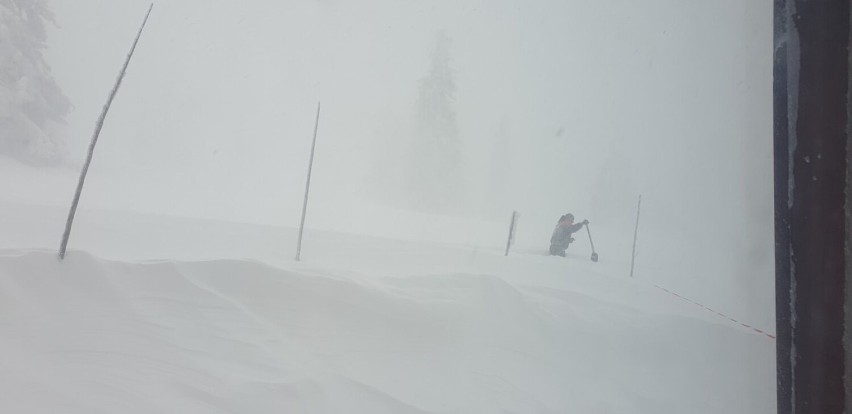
[775,0,850,412]
[59,3,154,260]
[504,211,518,256]
[295,102,321,262]
[629,195,641,278]
[773,0,793,410]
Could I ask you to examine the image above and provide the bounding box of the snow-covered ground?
[0,161,775,413]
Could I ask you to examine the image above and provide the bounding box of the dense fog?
[8,0,774,329]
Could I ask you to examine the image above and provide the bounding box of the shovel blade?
[591,252,599,262]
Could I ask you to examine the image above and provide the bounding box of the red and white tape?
[654,284,776,340]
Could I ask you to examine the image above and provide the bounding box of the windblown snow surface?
[0,161,774,413]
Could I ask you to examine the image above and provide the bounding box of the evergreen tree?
[0,0,70,164]
[409,32,462,211]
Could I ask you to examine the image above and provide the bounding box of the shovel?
[585,223,599,262]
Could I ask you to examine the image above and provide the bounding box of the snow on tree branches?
[408,32,462,211]
[0,0,70,165]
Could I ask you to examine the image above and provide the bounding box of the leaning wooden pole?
[629,194,641,278]
[504,211,519,256]
[295,102,321,261]
[59,3,154,260]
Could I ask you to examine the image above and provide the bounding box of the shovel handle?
[585,223,597,253]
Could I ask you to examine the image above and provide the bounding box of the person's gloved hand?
[582,219,589,225]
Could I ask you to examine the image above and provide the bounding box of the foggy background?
[15,0,773,328]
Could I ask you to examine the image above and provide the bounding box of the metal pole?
[59,3,154,260]
[295,102,321,261]
[629,195,641,278]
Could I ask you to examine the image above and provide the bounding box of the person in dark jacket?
[549,213,589,257]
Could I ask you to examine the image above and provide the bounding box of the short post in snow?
[504,211,520,256]
[295,102,321,262]
[58,3,154,260]
[629,194,642,278]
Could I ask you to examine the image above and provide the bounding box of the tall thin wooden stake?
[504,211,519,256]
[629,194,642,278]
[295,102,321,261]
[59,3,154,260]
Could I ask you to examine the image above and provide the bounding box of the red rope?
[653,285,776,340]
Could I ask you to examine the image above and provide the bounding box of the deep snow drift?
[0,195,775,413]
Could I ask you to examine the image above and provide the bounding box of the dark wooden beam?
[774,0,850,412]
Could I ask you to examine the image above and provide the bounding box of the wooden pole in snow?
[629,195,641,278]
[504,211,519,256]
[295,102,321,261]
[59,3,154,260]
